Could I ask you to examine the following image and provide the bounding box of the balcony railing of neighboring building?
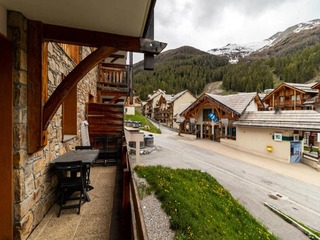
[273,99,303,107]
[97,63,130,91]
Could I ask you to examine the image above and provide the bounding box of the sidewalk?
[179,137,320,187]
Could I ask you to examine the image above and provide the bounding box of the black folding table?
[52,149,99,202]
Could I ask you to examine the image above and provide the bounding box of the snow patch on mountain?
[294,20,320,33]
[208,40,273,63]
[209,19,320,63]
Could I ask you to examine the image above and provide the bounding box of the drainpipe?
[129,52,133,105]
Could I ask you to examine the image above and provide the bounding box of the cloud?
[133,0,320,63]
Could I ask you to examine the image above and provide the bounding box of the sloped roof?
[147,89,165,101]
[263,82,318,102]
[285,82,318,94]
[164,90,190,103]
[234,110,320,131]
[174,102,193,117]
[206,92,257,115]
[303,95,318,105]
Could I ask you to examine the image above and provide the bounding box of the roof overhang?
[0,0,154,38]
[1,1,167,55]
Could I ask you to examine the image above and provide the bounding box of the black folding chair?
[75,146,93,189]
[55,161,85,217]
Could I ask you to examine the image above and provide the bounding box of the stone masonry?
[8,11,98,240]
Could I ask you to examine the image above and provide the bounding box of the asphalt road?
[134,125,320,240]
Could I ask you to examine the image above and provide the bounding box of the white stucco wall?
[246,100,258,111]
[172,92,196,129]
[235,127,296,162]
[125,106,135,115]
[0,4,7,37]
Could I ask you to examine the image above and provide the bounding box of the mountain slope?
[210,19,320,61]
[133,20,320,98]
[133,46,229,100]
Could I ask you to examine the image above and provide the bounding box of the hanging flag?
[208,113,218,123]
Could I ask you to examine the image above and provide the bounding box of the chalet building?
[180,92,264,140]
[233,110,320,163]
[307,81,320,112]
[262,82,318,111]
[0,1,166,239]
[154,90,196,128]
[125,89,143,115]
[142,89,166,118]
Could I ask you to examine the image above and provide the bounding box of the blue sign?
[208,113,218,122]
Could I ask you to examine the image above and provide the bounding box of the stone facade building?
[8,12,98,239]
[1,1,166,238]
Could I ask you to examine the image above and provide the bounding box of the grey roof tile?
[234,110,320,130]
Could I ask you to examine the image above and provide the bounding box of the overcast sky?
[134,0,320,63]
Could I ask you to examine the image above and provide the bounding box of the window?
[274,133,282,141]
[292,95,300,101]
[203,109,212,122]
[280,96,285,102]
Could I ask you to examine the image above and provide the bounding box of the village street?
[134,125,320,240]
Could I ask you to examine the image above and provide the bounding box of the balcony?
[97,63,131,92]
[97,62,132,104]
[28,128,148,240]
[274,100,303,108]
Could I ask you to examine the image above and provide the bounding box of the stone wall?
[8,11,98,240]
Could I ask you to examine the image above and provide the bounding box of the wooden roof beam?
[43,46,117,129]
[43,24,167,54]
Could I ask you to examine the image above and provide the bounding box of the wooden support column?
[0,35,13,240]
[43,46,117,129]
[27,20,48,153]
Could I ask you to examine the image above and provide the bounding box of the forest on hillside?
[133,48,229,99]
[222,42,320,92]
[133,43,320,100]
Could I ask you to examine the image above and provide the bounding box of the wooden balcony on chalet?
[97,62,132,104]
[273,99,303,108]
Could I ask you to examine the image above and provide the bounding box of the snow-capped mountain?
[208,19,320,63]
[208,40,272,63]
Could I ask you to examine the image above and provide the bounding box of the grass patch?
[125,110,161,134]
[135,166,278,240]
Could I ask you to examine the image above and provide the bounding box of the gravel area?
[141,194,175,240]
[135,174,175,240]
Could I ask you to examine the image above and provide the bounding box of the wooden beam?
[43,46,117,129]
[143,6,155,70]
[0,35,13,240]
[109,53,125,63]
[101,62,127,69]
[27,20,48,153]
[43,24,166,54]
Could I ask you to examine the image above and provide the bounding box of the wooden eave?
[263,83,306,102]
[312,81,320,90]
[254,94,266,110]
[27,19,167,153]
[43,24,166,54]
[181,94,239,120]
